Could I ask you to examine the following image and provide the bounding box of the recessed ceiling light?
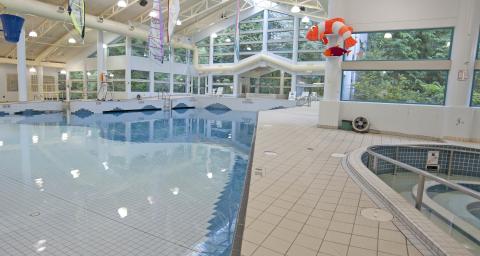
[60,69,67,75]
[68,37,76,44]
[384,32,392,39]
[29,67,37,73]
[28,31,38,37]
[176,19,182,25]
[117,0,127,8]
[291,5,300,13]
[211,32,218,38]
[301,16,310,23]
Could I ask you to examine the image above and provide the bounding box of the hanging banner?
[149,0,165,62]
[68,0,86,39]
[167,0,180,42]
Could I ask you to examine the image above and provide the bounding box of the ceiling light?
[291,5,301,13]
[68,37,76,44]
[220,168,226,172]
[86,72,92,76]
[60,69,67,75]
[139,0,148,7]
[0,141,3,147]
[149,11,158,18]
[29,67,37,73]
[102,161,109,170]
[301,16,310,23]
[207,172,213,179]
[211,32,218,38]
[117,0,127,8]
[384,32,392,39]
[225,38,231,43]
[176,19,182,26]
[446,41,451,47]
[246,46,252,51]
[28,31,38,38]
[102,43,107,49]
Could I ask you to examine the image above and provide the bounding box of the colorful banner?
[68,0,86,39]
[149,0,165,62]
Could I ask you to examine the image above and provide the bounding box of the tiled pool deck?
[241,105,435,256]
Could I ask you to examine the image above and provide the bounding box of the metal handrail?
[400,145,480,155]
[366,147,480,210]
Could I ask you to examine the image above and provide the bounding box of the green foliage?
[472,71,480,106]
[347,70,447,104]
[357,28,452,61]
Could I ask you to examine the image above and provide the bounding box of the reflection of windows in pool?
[153,119,169,139]
[173,119,186,136]
[104,123,126,141]
[131,122,149,142]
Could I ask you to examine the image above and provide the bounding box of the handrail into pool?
[366,147,480,210]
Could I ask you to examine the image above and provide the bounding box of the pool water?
[0,109,256,256]
[378,173,480,254]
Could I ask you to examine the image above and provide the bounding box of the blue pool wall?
[362,145,480,177]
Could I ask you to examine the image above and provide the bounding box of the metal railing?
[366,147,480,210]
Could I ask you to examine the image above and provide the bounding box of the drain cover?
[264,151,278,156]
[29,212,41,217]
[361,208,393,222]
[306,147,314,151]
[331,153,346,158]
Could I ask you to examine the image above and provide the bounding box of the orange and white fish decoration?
[306,17,357,50]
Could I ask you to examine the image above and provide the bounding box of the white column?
[442,0,480,140]
[446,0,480,107]
[149,70,155,93]
[233,74,239,97]
[170,73,174,94]
[37,66,44,101]
[97,30,106,88]
[208,74,213,94]
[323,35,342,101]
[209,35,214,65]
[280,71,285,95]
[125,36,132,98]
[17,28,27,102]
[318,0,346,128]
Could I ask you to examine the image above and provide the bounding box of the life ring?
[306,17,357,56]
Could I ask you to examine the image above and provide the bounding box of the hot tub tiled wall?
[362,145,480,177]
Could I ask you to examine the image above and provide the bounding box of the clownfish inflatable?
[306,17,357,56]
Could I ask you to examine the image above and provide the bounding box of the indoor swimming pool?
[0,109,257,256]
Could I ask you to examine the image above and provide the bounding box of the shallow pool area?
[0,109,257,255]
[360,144,480,255]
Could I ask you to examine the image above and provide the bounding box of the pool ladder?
[161,93,172,111]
